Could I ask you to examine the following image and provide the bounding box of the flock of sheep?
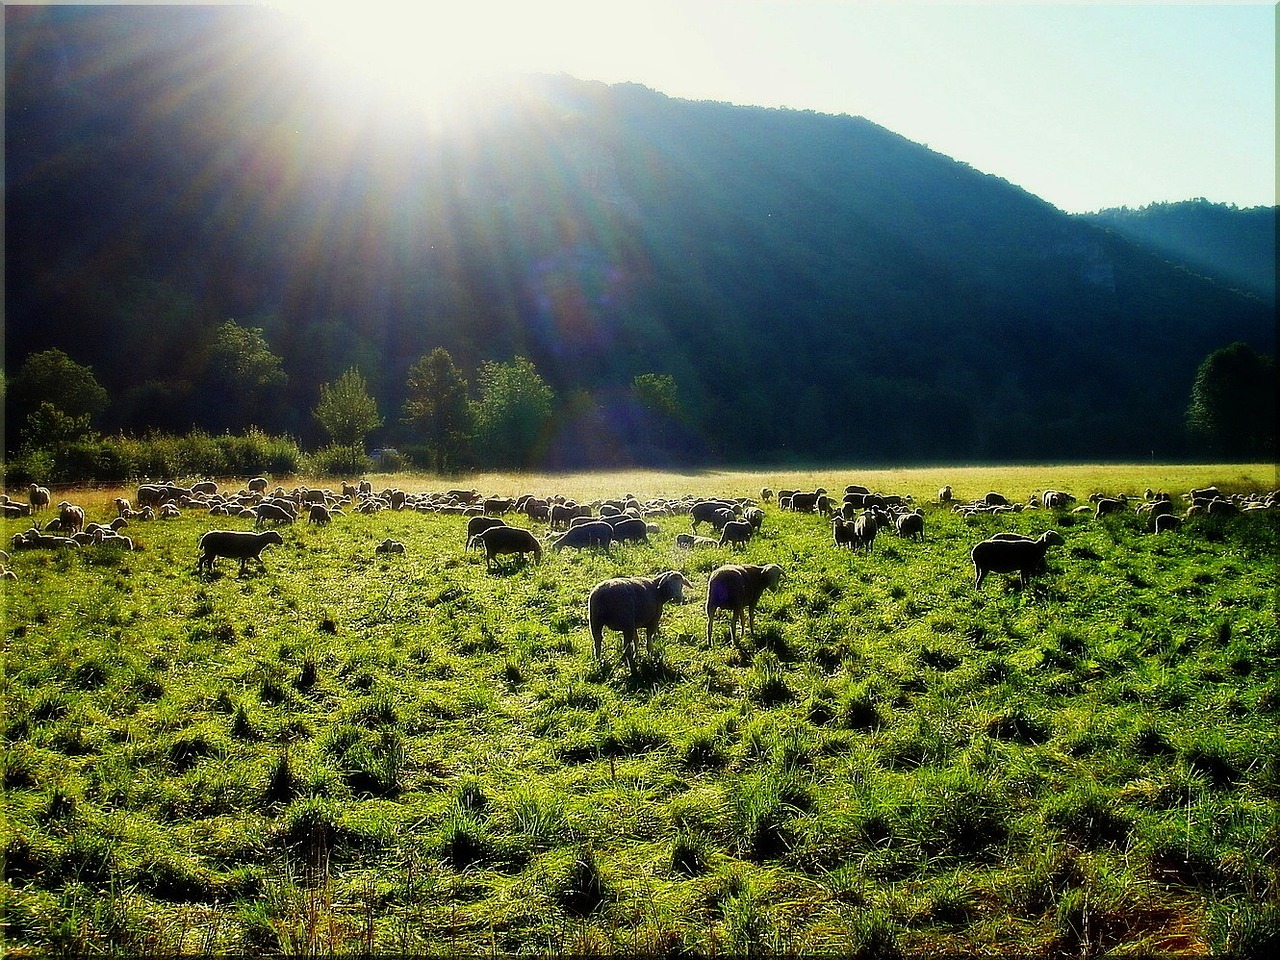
[5,476,1277,673]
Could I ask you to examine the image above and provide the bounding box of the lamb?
[552,520,615,551]
[676,533,719,548]
[588,570,694,673]
[308,503,333,525]
[28,484,52,513]
[706,563,784,646]
[971,530,1064,589]
[718,519,755,548]
[474,525,543,570]
[895,510,925,541]
[196,529,284,576]
[831,516,856,550]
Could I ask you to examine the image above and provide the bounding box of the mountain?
[1080,201,1276,306]
[5,5,1275,464]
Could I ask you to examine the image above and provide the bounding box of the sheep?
[760,487,774,503]
[375,538,406,554]
[248,477,270,494]
[718,519,755,548]
[552,520,614,551]
[1153,514,1182,534]
[466,516,507,549]
[308,503,333,525]
[159,504,181,519]
[1042,490,1076,509]
[608,517,651,544]
[28,484,52,513]
[57,502,85,535]
[11,529,80,551]
[789,491,821,513]
[1094,497,1127,519]
[706,563,784,646]
[483,497,513,516]
[474,525,543,570]
[191,480,218,496]
[196,529,284,576]
[588,570,694,673]
[852,512,878,553]
[937,485,953,503]
[255,502,296,527]
[971,531,1064,589]
[675,534,719,549]
[980,492,1010,508]
[743,506,765,531]
[895,510,925,541]
[691,500,736,532]
[831,516,856,550]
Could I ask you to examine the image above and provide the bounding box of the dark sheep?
[588,570,693,673]
[718,519,754,548]
[466,516,507,549]
[474,525,542,571]
[28,484,51,513]
[971,531,1064,589]
[706,563,784,645]
[853,512,878,553]
[1153,514,1183,533]
[197,529,284,576]
[552,520,614,551]
[1094,497,1127,519]
[484,497,514,516]
[895,510,925,541]
[255,502,296,527]
[308,503,333,525]
[609,517,651,544]
[691,500,737,532]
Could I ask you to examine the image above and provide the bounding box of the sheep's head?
[264,531,285,546]
[761,564,784,590]
[1041,531,1065,547]
[657,570,694,603]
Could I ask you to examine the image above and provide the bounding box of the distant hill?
[5,5,1275,464]
[1081,201,1276,305]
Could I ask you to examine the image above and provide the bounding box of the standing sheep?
[971,531,1064,589]
[706,563,784,646]
[718,519,755,548]
[308,503,333,525]
[28,484,52,513]
[588,570,693,673]
[197,530,284,576]
[895,510,925,541]
[551,520,614,551]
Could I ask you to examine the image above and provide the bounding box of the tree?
[1186,342,1275,458]
[9,349,110,450]
[314,367,382,449]
[198,321,288,432]
[471,357,555,468]
[402,348,473,473]
[632,373,681,419]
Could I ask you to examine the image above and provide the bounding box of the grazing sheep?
[375,538,406,554]
[255,502,295,527]
[191,480,218,496]
[588,570,693,673]
[1042,490,1076,509]
[676,534,719,549]
[706,563,784,646]
[552,520,615,551]
[742,506,765,531]
[474,525,542,571]
[971,531,1064,589]
[29,484,52,513]
[308,503,333,525]
[159,503,181,520]
[760,487,774,503]
[196,529,284,576]
[1153,514,1182,534]
[549,502,591,529]
[466,516,507,549]
[937,485,953,503]
[484,497,513,516]
[247,477,270,494]
[1094,497,1127,519]
[718,519,755,548]
[895,510,925,541]
[608,517,651,544]
[980,492,1010,508]
[691,500,736,532]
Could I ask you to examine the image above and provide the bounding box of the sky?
[50,1,1280,214]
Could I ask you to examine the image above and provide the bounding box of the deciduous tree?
[314,367,382,449]
[1186,342,1275,457]
[402,347,473,473]
[471,357,555,468]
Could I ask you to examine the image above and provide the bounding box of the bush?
[305,444,371,478]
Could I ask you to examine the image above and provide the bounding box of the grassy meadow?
[2,463,1277,956]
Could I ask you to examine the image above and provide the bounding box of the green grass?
[2,464,1277,955]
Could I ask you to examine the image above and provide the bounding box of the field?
[3,464,1277,956]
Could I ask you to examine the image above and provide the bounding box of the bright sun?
[275,0,561,119]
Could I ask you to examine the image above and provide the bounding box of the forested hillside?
[5,4,1274,465]
[1081,201,1276,306]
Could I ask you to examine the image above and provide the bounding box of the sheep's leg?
[623,628,638,673]
[592,626,605,661]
